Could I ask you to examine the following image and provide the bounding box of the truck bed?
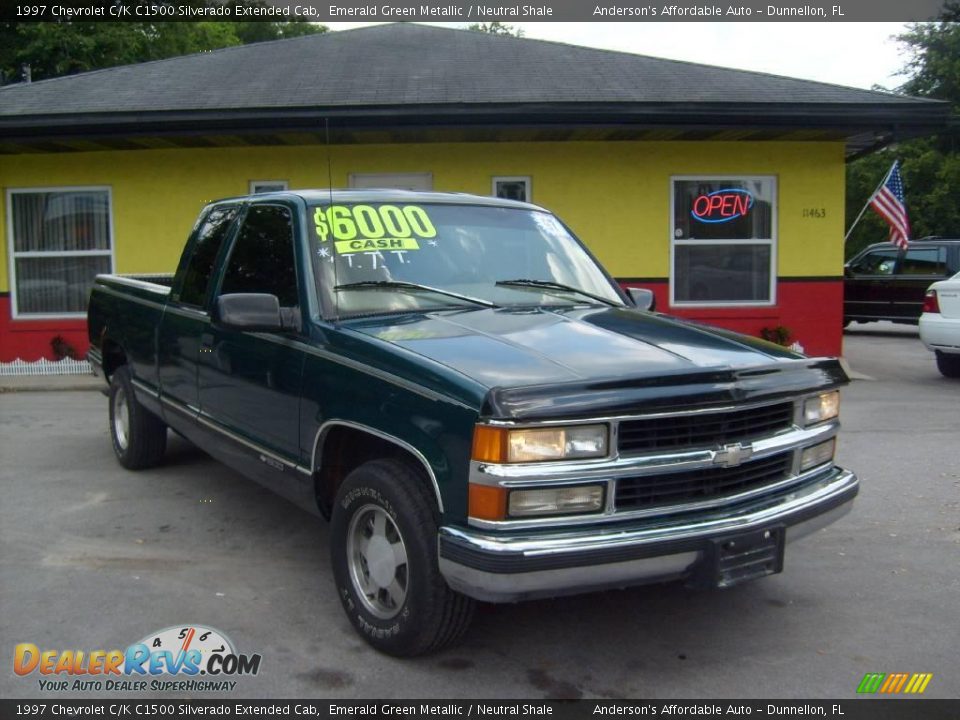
[87,274,174,392]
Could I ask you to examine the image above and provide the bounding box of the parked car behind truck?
[844,238,960,325]
[920,271,960,378]
[88,190,858,656]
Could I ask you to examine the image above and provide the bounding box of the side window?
[850,249,898,276]
[220,205,298,306]
[900,247,947,275]
[176,204,239,307]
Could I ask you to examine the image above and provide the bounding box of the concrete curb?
[838,357,875,382]
[0,375,104,393]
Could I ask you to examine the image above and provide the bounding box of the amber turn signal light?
[472,425,508,463]
[468,483,508,521]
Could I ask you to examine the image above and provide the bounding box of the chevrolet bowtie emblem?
[714,442,754,468]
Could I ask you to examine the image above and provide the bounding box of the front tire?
[935,351,960,378]
[330,459,474,656]
[109,365,167,469]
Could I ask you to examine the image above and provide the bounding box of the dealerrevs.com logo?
[14,625,261,692]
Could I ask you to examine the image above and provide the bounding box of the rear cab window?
[172,204,240,308]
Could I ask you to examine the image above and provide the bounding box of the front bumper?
[438,465,857,602]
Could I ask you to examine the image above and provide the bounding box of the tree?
[466,22,524,37]
[845,12,960,257]
[0,19,327,84]
[898,15,960,106]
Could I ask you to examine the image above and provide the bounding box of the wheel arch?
[101,337,128,380]
[311,420,444,520]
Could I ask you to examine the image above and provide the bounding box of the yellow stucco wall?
[0,140,845,294]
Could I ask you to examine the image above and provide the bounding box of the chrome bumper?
[87,348,110,394]
[438,466,858,602]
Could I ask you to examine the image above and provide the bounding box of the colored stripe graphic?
[905,674,933,694]
[857,673,885,693]
[879,674,899,693]
[858,672,932,694]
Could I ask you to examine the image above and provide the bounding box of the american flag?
[869,160,911,250]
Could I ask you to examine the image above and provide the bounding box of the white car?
[919,271,960,378]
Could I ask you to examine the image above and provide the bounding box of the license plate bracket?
[689,525,786,589]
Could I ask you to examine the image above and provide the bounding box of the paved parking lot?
[1,323,957,699]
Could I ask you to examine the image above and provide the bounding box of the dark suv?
[844,238,960,325]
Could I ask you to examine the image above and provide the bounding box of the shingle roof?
[0,23,948,157]
[0,23,934,114]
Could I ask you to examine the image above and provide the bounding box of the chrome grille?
[618,402,795,455]
[614,452,793,511]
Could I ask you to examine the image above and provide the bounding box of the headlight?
[508,485,605,517]
[800,438,836,472]
[472,424,608,463]
[804,391,840,425]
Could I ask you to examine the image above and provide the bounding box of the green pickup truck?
[88,190,858,656]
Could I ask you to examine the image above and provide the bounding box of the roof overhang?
[0,102,950,159]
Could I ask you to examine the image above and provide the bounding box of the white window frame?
[492,176,532,203]
[348,173,433,191]
[249,180,289,194]
[6,186,116,319]
[669,175,777,308]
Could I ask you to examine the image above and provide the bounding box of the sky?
[326,22,913,91]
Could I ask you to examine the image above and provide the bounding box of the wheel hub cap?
[113,387,130,451]
[346,504,409,620]
[366,535,396,587]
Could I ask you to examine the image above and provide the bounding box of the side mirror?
[215,293,283,332]
[627,287,656,312]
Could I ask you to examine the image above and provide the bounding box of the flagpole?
[844,161,895,243]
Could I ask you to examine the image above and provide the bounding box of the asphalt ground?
[1,322,957,700]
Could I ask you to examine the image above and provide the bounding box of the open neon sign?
[691,188,754,224]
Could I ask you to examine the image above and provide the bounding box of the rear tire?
[109,365,167,469]
[330,459,474,656]
[935,351,960,379]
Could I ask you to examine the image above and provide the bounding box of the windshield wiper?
[495,279,620,307]
[334,281,498,308]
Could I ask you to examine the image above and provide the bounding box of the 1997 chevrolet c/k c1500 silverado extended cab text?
[88,190,858,656]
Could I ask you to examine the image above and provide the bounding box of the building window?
[671,176,776,305]
[249,180,288,194]
[492,176,531,202]
[7,187,114,317]
[349,173,433,191]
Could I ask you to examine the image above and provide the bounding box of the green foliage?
[466,22,524,37]
[50,335,79,360]
[845,11,960,258]
[0,20,327,83]
[898,15,960,104]
[234,20,326,44]
[759,326,792,346]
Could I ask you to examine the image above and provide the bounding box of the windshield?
[310,202,624,317]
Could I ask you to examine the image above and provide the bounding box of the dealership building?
[0,23,947,361]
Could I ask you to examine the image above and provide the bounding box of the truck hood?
[344,306,847,419]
